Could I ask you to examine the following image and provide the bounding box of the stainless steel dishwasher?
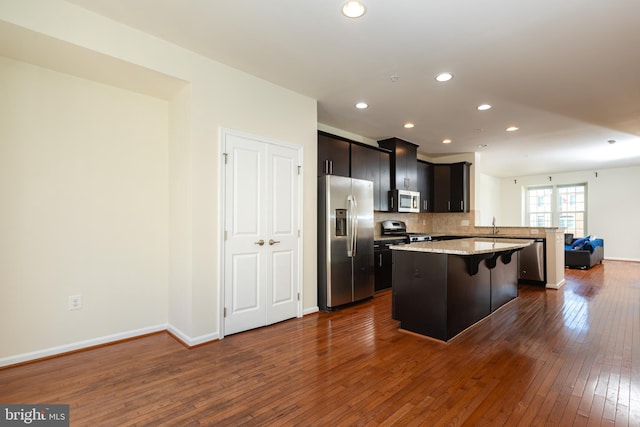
[518,238,546,284]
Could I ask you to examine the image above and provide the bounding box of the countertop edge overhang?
[389,238,533,256]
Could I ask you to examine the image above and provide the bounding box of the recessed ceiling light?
[477,144,488,148]
[506,126,519,132]
[342,1,366,18]
[442,139,452,144]
[435,72,453,82]
[477,104,492,111]
[355,102,368,109]
[404,123,415,129]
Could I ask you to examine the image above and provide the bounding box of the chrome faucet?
[492,216,499,235]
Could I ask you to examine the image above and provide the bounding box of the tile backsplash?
[373,211,553,239]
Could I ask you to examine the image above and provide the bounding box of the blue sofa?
[564,234,604,269]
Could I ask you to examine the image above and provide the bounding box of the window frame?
[524,185,553,228]
[524,183,587,236]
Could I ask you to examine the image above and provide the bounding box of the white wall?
[499,166,640,261]
[0,0,318,363]
[0,57,169,359]
[477,173,501,226]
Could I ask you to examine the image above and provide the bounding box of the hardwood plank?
[1,261,639,425]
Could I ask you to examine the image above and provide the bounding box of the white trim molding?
[166,324,219,347]
[0,324,167,368]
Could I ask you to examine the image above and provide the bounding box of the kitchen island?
[391,238,532,341]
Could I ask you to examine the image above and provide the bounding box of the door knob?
[255,239,265,246]
[269,239,280,245]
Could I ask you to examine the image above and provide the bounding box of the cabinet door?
[450,162,470,212]
[401,143,418,191]
[352,143,391,211]
[393,140,417,190]
[350,143,375,181]
[417,160,433,212]
[433,164,451,212]
[378,138,418,191]
[351,143,377,208]
[378,150,390,211]
[374,243,392,292]
[317,132,350,176]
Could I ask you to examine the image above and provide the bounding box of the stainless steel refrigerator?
[318,175,374,311]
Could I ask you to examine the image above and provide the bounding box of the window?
[558,185,586,236]
[526,187,552,227]
[525,184,587,236]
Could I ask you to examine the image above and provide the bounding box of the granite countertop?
[390,237,533,255]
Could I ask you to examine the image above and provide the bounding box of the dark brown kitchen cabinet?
[450,162,471,213]
[377,151,391,211]
[433,164,451,212]
[374,241,392,291]
[433,162,471,212]
[318,131,391,211]
[416,160,434,212]
[377,138,418,191]
[351,143,391,211]
[317,131,350,177]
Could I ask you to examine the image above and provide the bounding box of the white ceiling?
[62,0,640,176]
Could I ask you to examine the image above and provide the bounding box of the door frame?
[218,127,304,339]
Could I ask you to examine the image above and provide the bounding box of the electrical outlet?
[461,220,470,226]
[68,295,82,311]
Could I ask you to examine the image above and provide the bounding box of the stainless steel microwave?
[389,189,420,213]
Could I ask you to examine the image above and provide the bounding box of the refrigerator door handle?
[352,195,358,257]
[347,194,358,257]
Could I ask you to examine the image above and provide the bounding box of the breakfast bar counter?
[390,238,532,341]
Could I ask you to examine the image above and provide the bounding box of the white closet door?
[223,131,300,335]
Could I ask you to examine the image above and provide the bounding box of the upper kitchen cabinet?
[416,160,434,212]
[433,164,451,212]
[351,143,390,211]
[377,138,418,191]
[433,162,471,212]
[318,131,391,211]
[318,131,350,176]
[450,162,471,212]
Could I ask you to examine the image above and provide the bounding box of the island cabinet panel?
[391,238,527,341]
[490,255,519,311]
[392,251,448,340]
[446,255,491,339]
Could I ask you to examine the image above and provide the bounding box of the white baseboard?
[603,257,640,263]
[303,306,319,316]
[546,279,566,289]
[0,324,167,368]
[2,310,323,367]
[166,324,219,347]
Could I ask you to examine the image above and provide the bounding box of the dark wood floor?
[2,260,639,426]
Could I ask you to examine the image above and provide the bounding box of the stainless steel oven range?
[374,220,432,291]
